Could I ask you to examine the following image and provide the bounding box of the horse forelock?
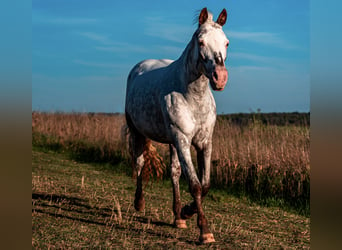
[188,20,223,60]
[206,11,214,23]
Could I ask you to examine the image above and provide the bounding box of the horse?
[125,7,229,243]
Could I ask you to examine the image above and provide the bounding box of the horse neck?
[175,36,209,97]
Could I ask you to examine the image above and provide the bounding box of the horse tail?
[142,139,166,184]
[124,121,166,184]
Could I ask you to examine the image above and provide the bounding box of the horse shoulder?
[163,92,196,137]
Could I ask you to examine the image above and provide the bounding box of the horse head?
[195,8,229,91]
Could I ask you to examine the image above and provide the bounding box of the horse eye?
[198,40,205,47]
[225,41,229,48]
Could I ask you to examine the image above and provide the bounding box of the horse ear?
[199,7,208,26]
[216,8,227,26]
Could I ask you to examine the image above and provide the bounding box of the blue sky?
[32,0,310,114]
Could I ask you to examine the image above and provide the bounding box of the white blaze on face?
[197,23,229,91]
[199,26,229,64]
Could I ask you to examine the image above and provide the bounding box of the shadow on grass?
[33,192,110,227]
[32,193,87,206]
[32,192,200,246]
[34,208,108,226]
[134,215,174,228]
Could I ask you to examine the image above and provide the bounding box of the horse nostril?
[214,52,224,66]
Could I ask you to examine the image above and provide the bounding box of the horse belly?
[136,108,171,143]
[127,102,171,143]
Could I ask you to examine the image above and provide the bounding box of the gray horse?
[125,8,229,243]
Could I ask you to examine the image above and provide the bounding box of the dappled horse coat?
[125,8,229,243]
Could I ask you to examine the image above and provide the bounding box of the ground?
[32,148,310,249]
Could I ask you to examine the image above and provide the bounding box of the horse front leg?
[173,134,215,243]
[195,142,215,243]
[181,142,213,219]
[170,144,187,228]
[197,141,213,198]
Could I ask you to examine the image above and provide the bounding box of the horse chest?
[164,92,216,142]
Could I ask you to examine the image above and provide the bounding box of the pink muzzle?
[212,66,228,91]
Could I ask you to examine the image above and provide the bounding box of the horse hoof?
[199,233,215,244]
[174,219,187,229]
[134,198,145,211]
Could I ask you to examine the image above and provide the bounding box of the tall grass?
[211,117,310,210]
[32,112,310,213]
[32,112,127,165]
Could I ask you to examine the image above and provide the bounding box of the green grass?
[32,148,310,249]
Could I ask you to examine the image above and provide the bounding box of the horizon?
[32,1,310,114]
[31,110,310,115]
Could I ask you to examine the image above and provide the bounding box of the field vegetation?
[32,112,310,214]
[32,111,310,248]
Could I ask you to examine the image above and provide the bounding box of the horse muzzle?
[210,66,228,91]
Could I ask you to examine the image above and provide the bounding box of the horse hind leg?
[128,128,146,211]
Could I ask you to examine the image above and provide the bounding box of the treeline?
[219,112,310,127]
[40,111,310,127]
[77,112,310,127]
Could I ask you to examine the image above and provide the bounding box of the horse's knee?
[171,163,181,180]
[189,180,202,199]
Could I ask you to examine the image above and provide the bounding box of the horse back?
[127,59,174,86]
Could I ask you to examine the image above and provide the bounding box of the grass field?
[32,112,310,214]
[32,147,310,248]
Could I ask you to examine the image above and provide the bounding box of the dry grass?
[32,112,128,165]
[32,112,125,151]
[211,118,310,208]
[32,112,310,213]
